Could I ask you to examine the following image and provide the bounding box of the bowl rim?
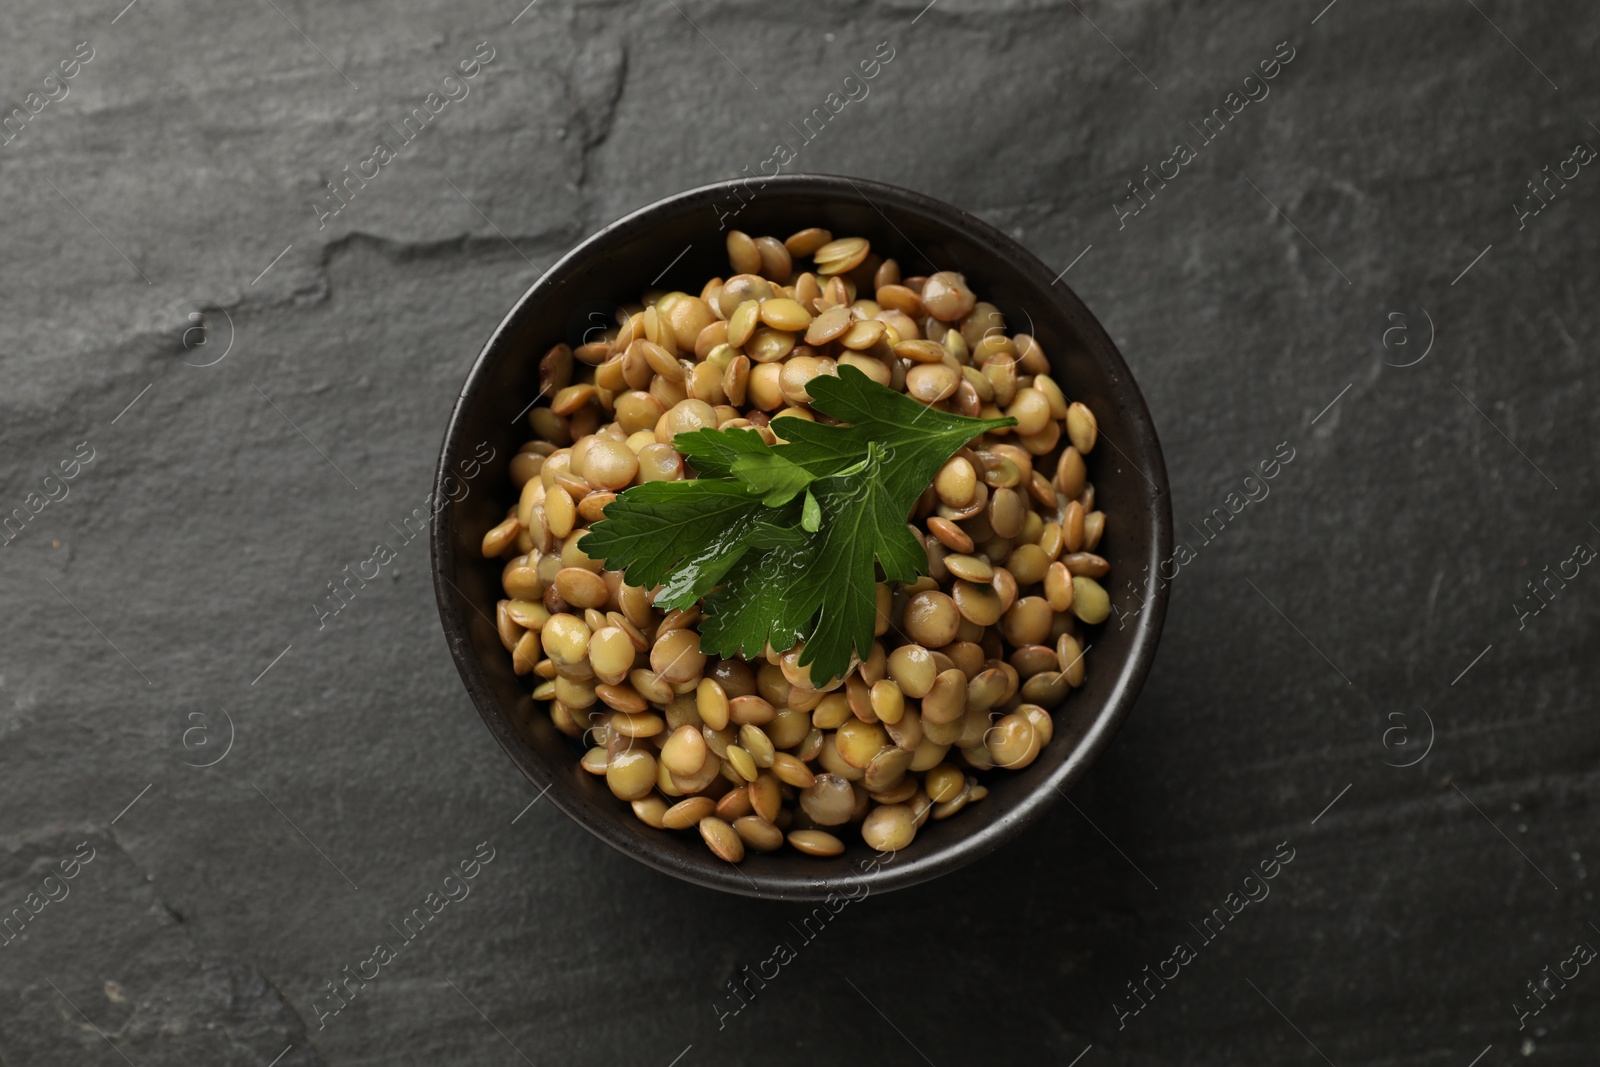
[431,173,1173,900]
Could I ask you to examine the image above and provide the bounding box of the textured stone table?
[2,1,1596,1063]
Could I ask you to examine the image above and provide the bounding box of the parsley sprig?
[582,365,1017,684]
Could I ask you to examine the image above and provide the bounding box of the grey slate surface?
[2,0,1597,1063]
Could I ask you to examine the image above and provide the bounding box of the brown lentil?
[921,272,977,322]
[864,746,913,792]
[924,764,965,804]
[726,231,761,275]
[800,774,856,825]
[632,795,668,828]
[754,237,792,282]
[1084,510,1106,552]
[904,590,961,648]
[927,516,974,553]
[835,719,891,768]
[987,713,1041,769]
[784,227,832,257]
[606,749,657,800]
[935,457,978,508]
[870,777,918,805]
[788,829,845,856]
[734,816,784,852]
[861,804,918,851]
[725,744,759,782]
[814,691,854,730]
[952,580,1004,627]
[541,613,590,665]
[1044,562,1075,613]
[715,786,753,820]
[886,644,937,699]
[771,752,816,788]
[1070,577,1110,624]
[662,795,716,830]
[554,567,608,609]
[805,305,853,345]
[814,236,870,275]
[838,318,887,350]
[868,679,905,725]
[920,668,968,724]
[661,724,708,777]
[932,790,970,821]
[749,773,783,823]
[612,711,665,739]
[739,723,777,767]
[729,694,777,726]
[760,297,811,332]
[1066,401,1098,454]
[906,364,960,404]
[1056,446,1087,499]
[699,816,745,862]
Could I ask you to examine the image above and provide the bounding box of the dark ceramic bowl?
[432,174,1172,900]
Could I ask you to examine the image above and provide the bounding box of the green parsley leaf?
[699,540,821,660]
[671,426,773,479]
[577,479,765,592]
[730,450,817,506]
[791,441,932,677]
[651,512,799,611]
[585,364,1016,684]
[800,488,822,532]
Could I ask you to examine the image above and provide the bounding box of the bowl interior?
[433,175,1172,899]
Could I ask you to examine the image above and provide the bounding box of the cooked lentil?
[484,228,1111,861]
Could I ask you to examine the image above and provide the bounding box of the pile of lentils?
[480,227,1110,863]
